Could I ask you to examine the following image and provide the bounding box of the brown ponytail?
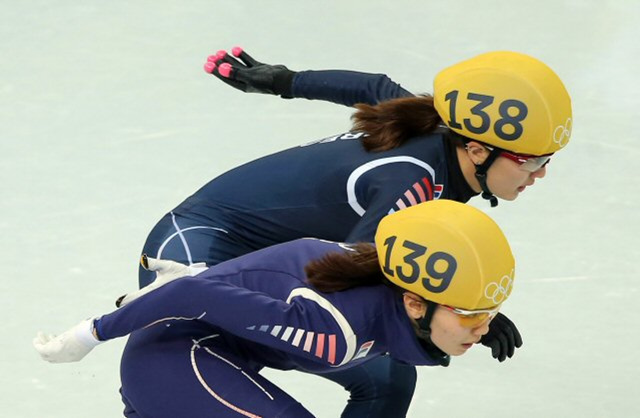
[305,243,386,292]
[351,95,442,152]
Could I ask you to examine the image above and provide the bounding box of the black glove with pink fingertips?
[204,47,296,98]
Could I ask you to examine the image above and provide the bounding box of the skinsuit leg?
[319,356,417,418]
[120,322,315,417]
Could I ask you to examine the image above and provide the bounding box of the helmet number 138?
[381,236,457,293]
[444,90,528,141]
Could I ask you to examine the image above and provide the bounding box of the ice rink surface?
[2,1,639,416]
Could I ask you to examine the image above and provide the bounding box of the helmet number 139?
[381,236,457,293]
[444,90,528,141]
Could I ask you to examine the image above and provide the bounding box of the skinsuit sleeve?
[291,70,414,106]
[95,275,358,368]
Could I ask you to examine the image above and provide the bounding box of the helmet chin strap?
[473,147,502,207]
[417,301,450,366]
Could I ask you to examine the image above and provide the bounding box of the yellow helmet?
[433,51,572,155]
[374,200,515,310]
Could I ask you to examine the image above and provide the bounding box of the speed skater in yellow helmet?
[374,199,515,331]
[433,51,572,206]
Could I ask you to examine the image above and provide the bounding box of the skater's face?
[403,293,494,356]
[486,152,548,201]
[429,305,493,356]
[464,141,549,201]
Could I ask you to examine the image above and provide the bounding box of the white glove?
[116,255,208,307]
[33,318,103,363]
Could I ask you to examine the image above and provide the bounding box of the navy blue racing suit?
[138,70,477,417]
[103,239,445,417]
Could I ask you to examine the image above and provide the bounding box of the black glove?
[204,47,296,98]
[480,312,523,362]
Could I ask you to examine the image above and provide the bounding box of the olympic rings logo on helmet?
[553,117,572,148]
[484,270,514,305]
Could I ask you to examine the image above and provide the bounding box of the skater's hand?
[204,47,296,98]
[34,318,102,363]
[116,255,207,307]
[479,312,523,362]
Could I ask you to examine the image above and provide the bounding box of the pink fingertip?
[219,63,232,78]
[232,46,244,57]
[216,49,227,59]
[207,55,217,63]
[204,62,216,73]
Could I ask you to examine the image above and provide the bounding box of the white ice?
[2,1,639,417]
